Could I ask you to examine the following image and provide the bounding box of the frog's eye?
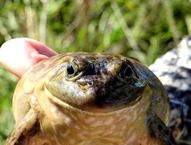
[66,63,79,78]
[67,65,75,75]
[119,63,133,79]
[123,65,132,78]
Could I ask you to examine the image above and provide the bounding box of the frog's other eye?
[123,65,132,78]
[67,65,75,75]
[119,63,133,79]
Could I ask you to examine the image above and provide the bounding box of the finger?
[0,38,57,78]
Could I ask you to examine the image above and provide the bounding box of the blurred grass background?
[0,0,191,144]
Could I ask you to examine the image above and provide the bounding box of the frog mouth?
[46,73,146,110]
[45,85,146,116]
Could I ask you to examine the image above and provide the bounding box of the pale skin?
[0,38,57,78]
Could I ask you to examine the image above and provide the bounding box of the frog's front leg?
[146,111,177,145]
[6,109,38,145]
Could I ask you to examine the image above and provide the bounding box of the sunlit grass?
[0,66,17,144]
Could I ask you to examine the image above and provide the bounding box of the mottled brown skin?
[6,53,176,145]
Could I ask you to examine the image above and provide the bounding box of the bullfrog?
[6,52,176,145]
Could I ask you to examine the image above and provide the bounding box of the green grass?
[0,0,191,143]
[0,66,17,144]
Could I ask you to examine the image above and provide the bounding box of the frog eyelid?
[52,64,68,78]
[52,61,79,78]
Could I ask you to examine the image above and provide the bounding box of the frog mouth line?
[45,86,145,115]
[45,79,146,114]
[46,86,143,117]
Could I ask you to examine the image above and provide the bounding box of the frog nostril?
[87,81,94,86]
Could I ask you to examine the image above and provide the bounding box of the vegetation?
[0,0,191,144]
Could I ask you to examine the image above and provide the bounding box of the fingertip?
[0,38,57,78]
[26,38,57,57]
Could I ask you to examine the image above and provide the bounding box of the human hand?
[0,38,57,78]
